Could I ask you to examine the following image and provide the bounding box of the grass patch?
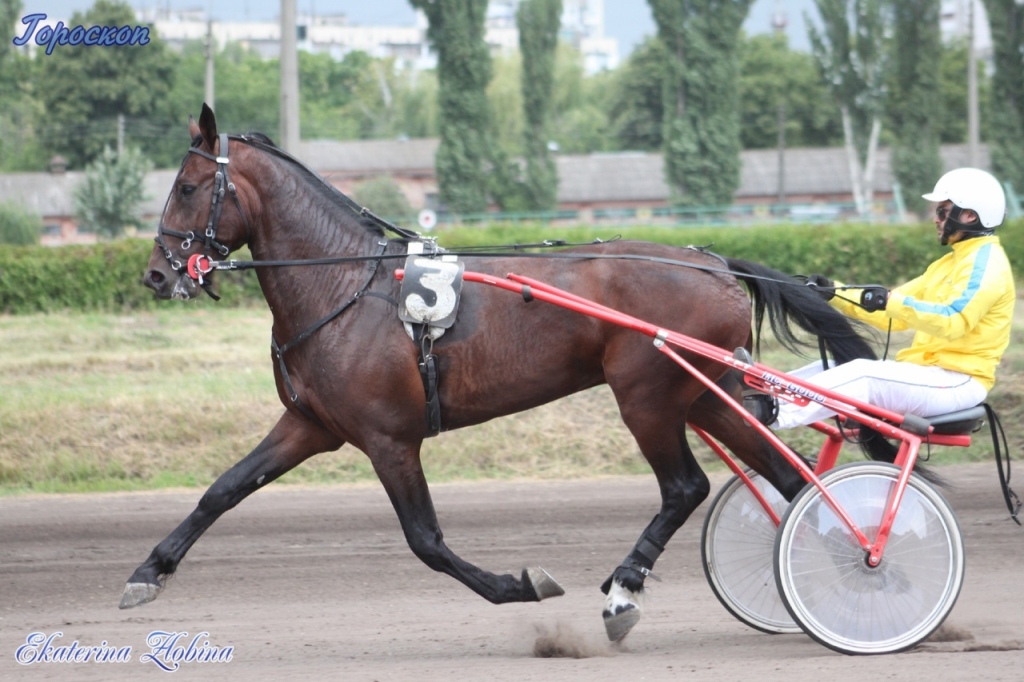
[1,295,1022,495]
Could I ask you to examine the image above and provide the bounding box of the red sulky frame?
[458,270,974,568]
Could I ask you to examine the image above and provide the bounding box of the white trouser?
[772,358,988,430]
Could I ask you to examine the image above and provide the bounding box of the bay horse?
[129,104,879,642]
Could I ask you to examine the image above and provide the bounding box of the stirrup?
[742,390,779,426]
[733,348,778,426]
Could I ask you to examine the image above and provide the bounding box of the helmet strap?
[942,205,995,245]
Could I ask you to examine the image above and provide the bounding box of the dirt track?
[2,463,1023,681]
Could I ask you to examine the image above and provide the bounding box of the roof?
[0,169,179,220]
[557,152,667,203]
[298,138,439,174]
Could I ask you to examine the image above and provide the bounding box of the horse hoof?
[602,581,643,641]
[119,582,161,609]
[603,604,642,642]
[525,567,565,601]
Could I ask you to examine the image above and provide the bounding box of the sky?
[23,0,818,55]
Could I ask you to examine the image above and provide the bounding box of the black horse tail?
[723,257,944,486]
[722,257,876,363]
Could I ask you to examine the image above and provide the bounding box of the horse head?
[144,104,256,300]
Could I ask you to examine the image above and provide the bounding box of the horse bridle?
[155,132,250,298]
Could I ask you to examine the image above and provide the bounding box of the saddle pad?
[398,255,465,329]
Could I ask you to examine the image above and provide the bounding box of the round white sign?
[418,209,437,231]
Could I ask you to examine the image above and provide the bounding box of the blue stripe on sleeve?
[903,244,991,317]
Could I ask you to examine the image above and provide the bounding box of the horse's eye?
[180,185,197,197]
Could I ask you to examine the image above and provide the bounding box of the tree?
[548,44,613,154]
[488,53,524,154]
[74,146,152,239]
[409,0,496,214]
[301,51,438,140]
[935,39,992,145]
[738,33,842,149]
[517,0,562,211]
[0,202,42,245]
[0,0,48,171]
[607,36,668,151]
[808,0,889,216]
[981,0,1024,194]
[351,176,415,223]
[0,0,23,101]
[648,0,753,207]
[887,0,943,216]
[33,1,177,169]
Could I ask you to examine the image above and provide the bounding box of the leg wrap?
[601,517,666,594]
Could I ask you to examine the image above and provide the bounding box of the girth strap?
[413,324,442,437]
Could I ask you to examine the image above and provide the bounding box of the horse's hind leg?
[367,437,564,604]
[688,371,808,500]
[119,410,342,608]
[601,380,711,642]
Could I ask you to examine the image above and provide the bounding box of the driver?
[772,167,1016,429]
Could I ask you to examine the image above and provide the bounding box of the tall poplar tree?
[888,0,943,216]
[981,0,1024,194]
[647,0,753,207]
[409,0,494,214]
[517,0,562,211]
[807,0,888,216]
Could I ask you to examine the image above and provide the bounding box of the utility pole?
[777,104,786,204]
[280,0,300,154]
[967,0,980,167]
[204,19,215,110]
[117,113,124,156]
[773,2,787,205]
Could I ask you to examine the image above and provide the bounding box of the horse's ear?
[197,103,218,151]
[188,115,200,142]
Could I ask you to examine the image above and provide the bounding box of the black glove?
[859,286,889,312]
[805,274,835,301]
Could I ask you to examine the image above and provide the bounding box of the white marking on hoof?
[119,582,161,609]
[526,567,565,600]
[602,581,643,642]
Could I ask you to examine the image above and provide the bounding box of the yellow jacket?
[831,235,1016,391]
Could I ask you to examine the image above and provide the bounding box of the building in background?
[141,0,618,74]
[940,0,992,59]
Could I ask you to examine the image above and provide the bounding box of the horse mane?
[220,131,419,239]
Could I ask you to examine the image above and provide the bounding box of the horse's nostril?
[148,270,165,285]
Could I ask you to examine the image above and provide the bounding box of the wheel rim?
[702,473,800,634]
[774,463,964,654]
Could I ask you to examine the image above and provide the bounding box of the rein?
[206,245,804,288]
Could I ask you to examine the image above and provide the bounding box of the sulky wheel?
[701,472,801,634]
[773,462,964,655]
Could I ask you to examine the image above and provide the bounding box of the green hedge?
[1,221,1020,314]
[0,239,263,313]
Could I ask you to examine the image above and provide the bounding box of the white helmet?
[921,167,1006,228]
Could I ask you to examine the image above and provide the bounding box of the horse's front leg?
[369,437,564,604]
[119,410,342,608]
